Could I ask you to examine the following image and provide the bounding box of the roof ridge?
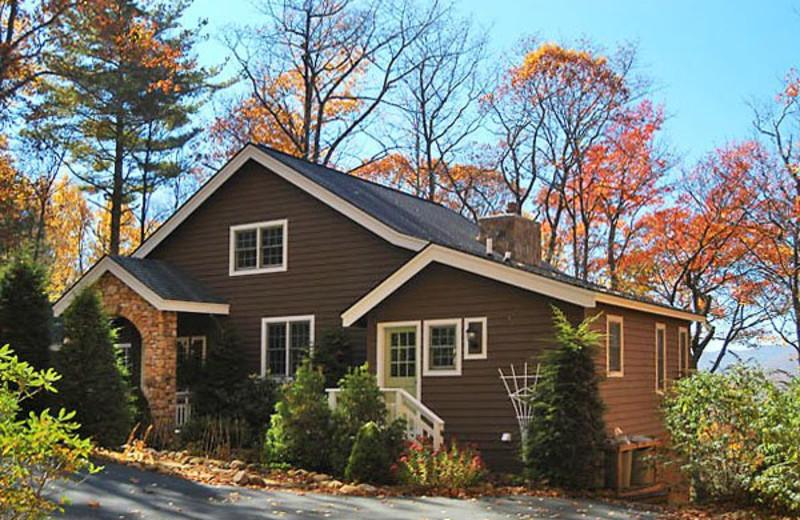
[256,144,476,223]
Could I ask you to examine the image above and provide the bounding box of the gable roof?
[126,143,700,321]
[342,245,705,325]
[53,256,229,317]
[258,146,485,255]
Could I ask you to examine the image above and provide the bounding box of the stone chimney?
[478,203,542,265]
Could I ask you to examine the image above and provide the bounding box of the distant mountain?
[700,345,798,378]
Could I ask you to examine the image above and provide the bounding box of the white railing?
[176,391,191,427]
[327,387,445,448]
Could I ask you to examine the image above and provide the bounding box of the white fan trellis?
[498,362,541,446]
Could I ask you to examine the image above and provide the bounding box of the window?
[463,317,487,360]
[678,327,690,376]
[423,319,462,376]
[606,315,624,377]
[390,329,416,378]
[177,336,207,365]
[655,323,667,393]
[229,220,288,275]
[261,315,314,378]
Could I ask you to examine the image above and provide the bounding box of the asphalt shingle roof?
[259,145,695,316]
[258,146,485,255]
[110,256,225,304]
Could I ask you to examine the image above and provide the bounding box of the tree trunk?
[109,113,125,256]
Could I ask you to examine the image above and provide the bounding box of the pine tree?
[55,288,132,447]
[524,306,607,489]
[33,0,214,255]
[0,259,51,371]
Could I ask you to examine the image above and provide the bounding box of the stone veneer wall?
[95,273,177,433]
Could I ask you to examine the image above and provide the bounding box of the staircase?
[327,387,445,448]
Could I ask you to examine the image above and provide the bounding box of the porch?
[53,256,229,435]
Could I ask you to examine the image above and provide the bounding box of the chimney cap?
[505,202,519,214]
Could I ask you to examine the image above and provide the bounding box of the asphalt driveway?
[50,462,660,519]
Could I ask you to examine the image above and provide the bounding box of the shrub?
[345,421,393,484]
[396,438,486,489]
[311,327,353,388]
[663,364,800,513]
[263,360,332,472]
[180,415,250,460]
[0,345,97,519]
[186,327,278,449]
[751,377,800,513]
[54,288,132,447]
[331,363,387,473]
[0,259,51,371]
[523,307,606,489]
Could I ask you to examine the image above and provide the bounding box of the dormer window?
[229,219,288,275]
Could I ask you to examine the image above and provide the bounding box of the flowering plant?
[395,437,486,489]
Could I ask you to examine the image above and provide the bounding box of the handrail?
[326,387,445,448]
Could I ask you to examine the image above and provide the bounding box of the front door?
[383,326,418,397]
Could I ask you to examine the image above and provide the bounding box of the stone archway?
[95,272,177,434]
[111,316,143,389]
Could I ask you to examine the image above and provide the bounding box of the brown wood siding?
[148,160,413,371]
[366,263,691,471]
[588,304,689,439]
[366,263,585,472]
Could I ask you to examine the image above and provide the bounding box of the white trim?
[606,315,625,377]
[423,318,462,376]
[229,219,289,276]
[595,293,701,322]
[133,144,427,259]
[463,317,488,360]
[655,323,667,394]
[52,257,230,317]
[678,326,690,376]
[377,321,422,399]
[342,245,596,327]
[260,315,315,378]
[342,245,704,327]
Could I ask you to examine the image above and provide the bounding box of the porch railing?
[327,387,444,448]
[176,391,191,427]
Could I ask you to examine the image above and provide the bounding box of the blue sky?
[185,0,799,163]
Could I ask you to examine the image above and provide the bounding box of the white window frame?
[260,315,315,378]
[606,315,624,377]
[229,219,288,276]
[423,318,462,376]
[655,323,667,394]
[463,317,488,360]
[678,326,690,376]
[177,336,207,363]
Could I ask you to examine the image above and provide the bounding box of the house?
[54,143,702,469]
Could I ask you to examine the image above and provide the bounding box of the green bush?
[331,364,387,473]
[263,360,332,472]
[523,307,607,489]
[663,364,800,514]
[311,327,353,388]
[396,438,486,489]
[185,327,278,450]
[0,259,52,371]
[54,288,132,447]
[345,421,393,484]
[0,345,97,519]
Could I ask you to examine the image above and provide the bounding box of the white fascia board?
[133,144,427,259]
[341,245,705,327]
[52,257,230,317]
[341,245,597,327]
[595,293,704,323]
